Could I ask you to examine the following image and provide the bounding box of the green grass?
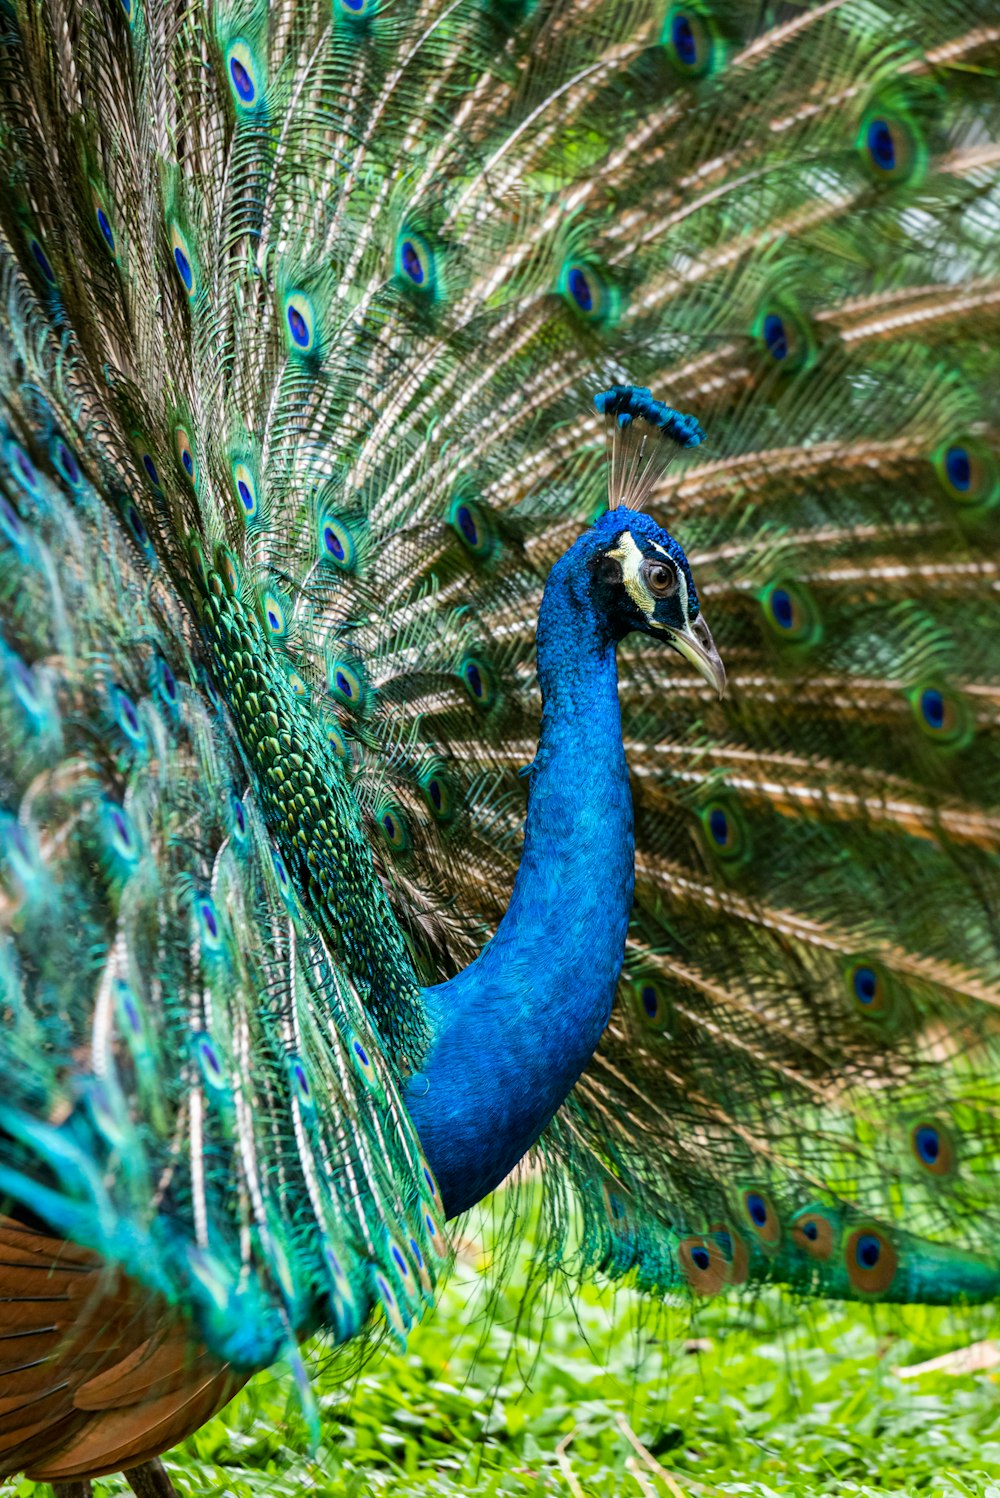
[6,1204,1000,1498]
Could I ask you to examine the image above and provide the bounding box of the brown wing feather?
[0,1219,246,1481]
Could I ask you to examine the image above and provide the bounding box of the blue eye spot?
[567,266,592,312]
[709,808,728,845]
[30,240,56,284]
[173,246,193,290]
[230,56,254,101]
[96,208,115,252]
[400,240,423,284]
[763,312,787,361]
[866,118,895,173]
[267,608,279,630]
[770,588,793,629]
[54,440,80,485]
[945,446,971,491]
[690,1244,711,1271]
[142,454,160,486]
[354,1039,370,1066]
[455,505,478,546]
[746,1192,768,1228]
[641,984,658,1018]
[233,797,246,835]
[803,1220,818,1241]
[672,15,697,65]
[856,1232,881,1269]
[200,1039,222,1077]
[465,662,483,697]
[239,481,253,509]
[288,305,309,346]
[392,1245,408,1275]
[12,446,36,489]
[429,779,442,810]
[915,1124,939,1165]
[853,965,877,1004]
[181,448,194,476]
[383,814,395,837]
[324,525,344,559]
[336,671,352,697]
[920,688,945,730]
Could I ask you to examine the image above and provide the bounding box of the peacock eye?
[640,558,678,598]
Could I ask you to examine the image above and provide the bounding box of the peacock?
[0,0,998,1490]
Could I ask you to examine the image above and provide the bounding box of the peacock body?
[0,0,998,1485]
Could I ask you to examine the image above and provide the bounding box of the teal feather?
[0,0,999,1486]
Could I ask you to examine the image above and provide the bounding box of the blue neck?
[404,545,634,1216]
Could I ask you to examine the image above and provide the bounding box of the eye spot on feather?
[231,793,249,845]
[753,300,815,374]
[0,495,26,545]
[908,683,971,748]
[95,206,116,254]
[329,659,366,711]
[558,260,615,324]
[338,0,379,18]
[741,1189,780,1247]
[119,496,156,564]
[232,461,260,521]
[112,686,145,747]
[351,1035,381,1091]
[271,849,298,912]
[395,230,436,295]
[421,772,453,822]
[320,514,356,570]
[846,959,903,1024]
[260,589,288,640]
[156,657,178,708]
[217,547,240,595]
[760,580,820,645]
[700,798,748,863]
[662,5,718,77]
[197,895,222,951]
[459,655,494,709]
[284,292,316,352]
[858,106,924,186]
[792,1211,835,1261]
[448,496,495,559]
[289,1056,313,1109]
[678,1236,727,1296]
[283,663,309,702]
[376,1272,409,1339]
[196,1035,226,1088]
[51,436,81,487]
[845,1226,897,1294]
[378,804,411,855]
[911,1120,955,1178]
[174,426,196,484]
[933,437,997,509]
[6,440,38,495]
[226,42,261,108]
[169,225,196,298]
[324,719,350,761]
[29,238,57,286]
[100,800,138,866]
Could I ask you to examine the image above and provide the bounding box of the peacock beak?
[664,613,726,699]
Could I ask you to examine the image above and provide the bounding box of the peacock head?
[585,386,725,697]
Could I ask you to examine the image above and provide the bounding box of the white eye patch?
[605,530,692,628]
